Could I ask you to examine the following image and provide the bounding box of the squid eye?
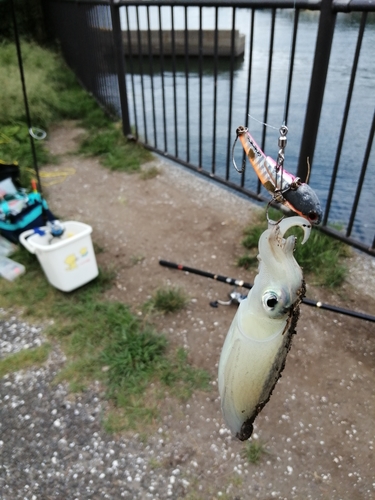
[262,292,279,311]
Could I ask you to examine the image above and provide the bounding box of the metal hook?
[266,199,285,225]
[305,157,311,184]
[232,129,246,174]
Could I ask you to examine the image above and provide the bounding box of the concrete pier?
[122,30,245,57]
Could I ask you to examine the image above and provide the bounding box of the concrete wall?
[122,30,245,57]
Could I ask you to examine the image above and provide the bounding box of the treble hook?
[232,128,246,174]
[305,157,311,184]
[266,200,285,225]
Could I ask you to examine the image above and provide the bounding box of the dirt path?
[9,122,375,499]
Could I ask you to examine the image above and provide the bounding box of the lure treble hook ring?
[279,124,288,137]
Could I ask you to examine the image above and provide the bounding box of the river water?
[95,6,375,247]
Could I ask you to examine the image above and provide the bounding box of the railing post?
[110,0,131,136]
[297,0,336,180]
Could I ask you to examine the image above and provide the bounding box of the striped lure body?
[236,126,322,225]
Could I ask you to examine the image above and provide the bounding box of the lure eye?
[308,210,318,222]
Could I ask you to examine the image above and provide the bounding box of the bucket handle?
[19,229,38,254]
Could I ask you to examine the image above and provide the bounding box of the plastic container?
[0,235,17,257]
[0,256,25,281]
[19,221,98,292]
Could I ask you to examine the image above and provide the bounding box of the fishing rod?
[10,0,44,196]
[159,259,375,324]
[10,0,64,239]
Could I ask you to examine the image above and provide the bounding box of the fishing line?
[246,3,298,194]
[275,1,297,193]
[282,0,298,125]
[251,2,297,130]
[247,113,279,130]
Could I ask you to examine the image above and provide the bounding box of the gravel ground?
[1,308,374,500]
[0,312,243,500]
[0,313,192,500]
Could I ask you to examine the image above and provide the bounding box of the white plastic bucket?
[19,221,99,292]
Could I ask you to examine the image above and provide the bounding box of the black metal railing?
[43,0,375,255]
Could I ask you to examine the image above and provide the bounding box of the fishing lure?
[234,125,322,225]
[218,216,311,440]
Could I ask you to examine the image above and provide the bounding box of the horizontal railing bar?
[142,144,269,202]
[46,0,375,13]
[51,0,322,9]
[116,0,322,6]
[318,226,375,255]
[119,1,323,9]
[333,0,375,12]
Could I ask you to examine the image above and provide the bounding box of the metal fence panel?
[43,0,375,255]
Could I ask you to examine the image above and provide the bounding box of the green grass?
[0,247,210,431]
[78,127,153,172]
[102,404,160,433]
[241,224,265,251]
[236,254,258,270]
[0,343,51,378]
[145,286,189,314]
[0,41,152,185]
[237,209,350,288]
[286,225,350,287]
[0,41,108,129]
[0,122,53,187]
[242,440,270,465]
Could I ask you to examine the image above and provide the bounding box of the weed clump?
[0,343,51,378]
[79,127,152,172]
[146,286,189,314]
[237,209,350,288]
[242,440,270,464]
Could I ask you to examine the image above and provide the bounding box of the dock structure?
[122,30,245,57]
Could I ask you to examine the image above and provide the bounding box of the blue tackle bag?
[0,189,55,244]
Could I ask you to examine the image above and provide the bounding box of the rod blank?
[159,259,375,323]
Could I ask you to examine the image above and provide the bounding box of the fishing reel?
[210,288,247,308]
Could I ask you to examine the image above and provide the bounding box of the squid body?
[218,216,311,440]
